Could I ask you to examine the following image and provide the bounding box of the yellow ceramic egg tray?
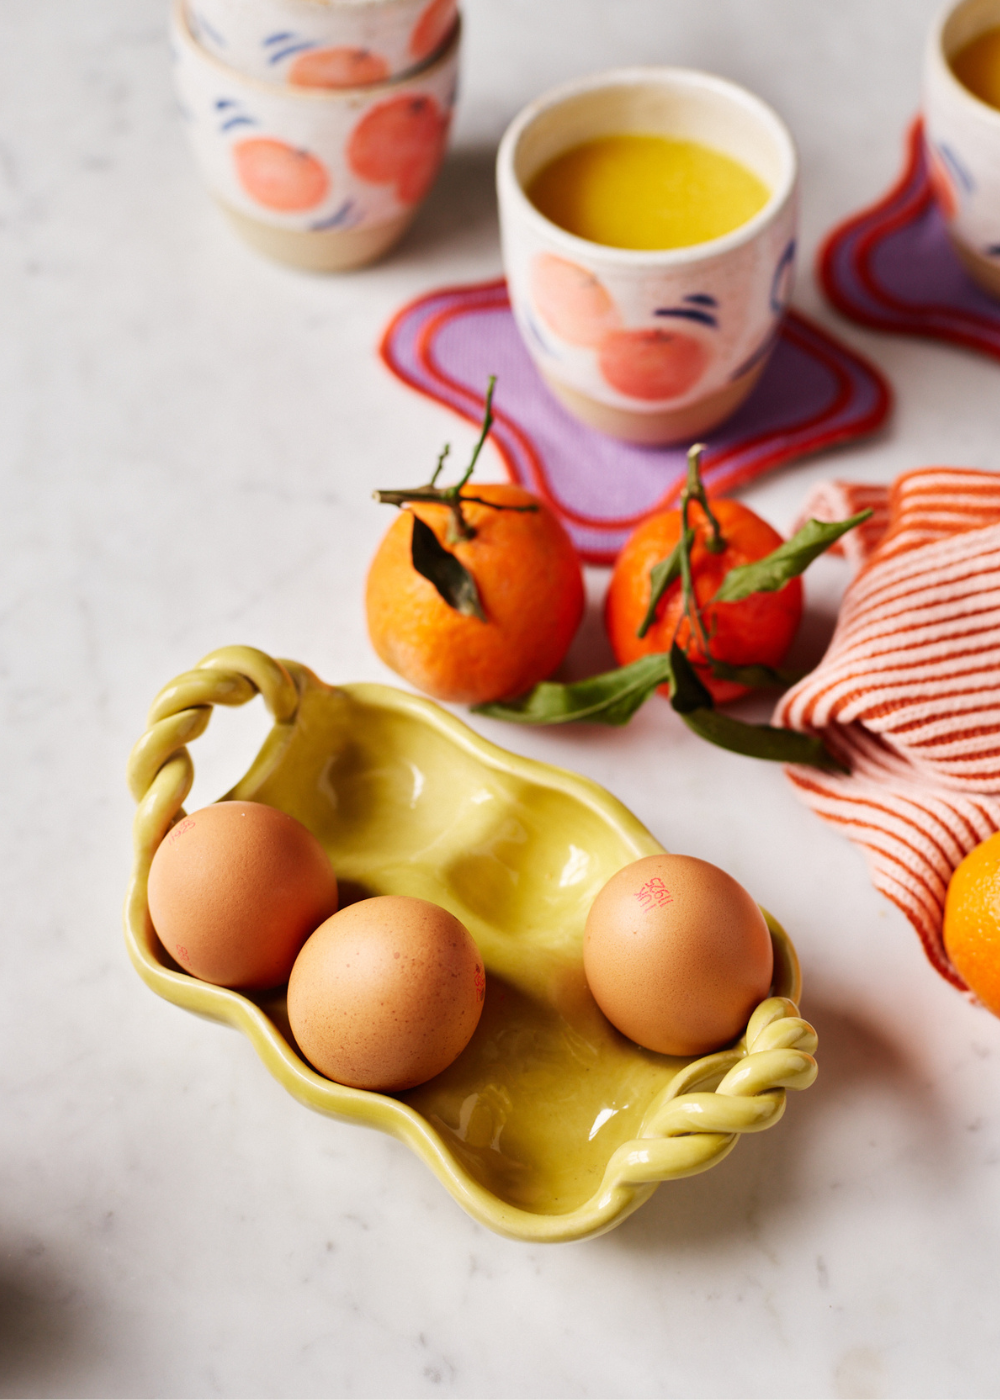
[125,645,818,1243]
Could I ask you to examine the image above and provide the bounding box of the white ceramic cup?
[187,0,458,87]
[924,0,1000,298]
[171,0,460,271]
[496,68,798,445]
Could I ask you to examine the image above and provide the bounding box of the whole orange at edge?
[604,497,803,705]
[944,833,1000,1016]
[365,482,585,705]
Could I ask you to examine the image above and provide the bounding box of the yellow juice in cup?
[951,26,1000,110]
[526,133,770,251]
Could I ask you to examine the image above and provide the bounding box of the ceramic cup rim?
[239,0,442,10]
[193,0,443,10]
[173,0,461,103]
[927,0,1000,129]
[496,65,798,269]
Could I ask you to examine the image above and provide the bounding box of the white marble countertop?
[4,1,1000,1396]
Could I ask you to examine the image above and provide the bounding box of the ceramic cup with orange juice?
[496,68,798,445]
[925,0,1000,298]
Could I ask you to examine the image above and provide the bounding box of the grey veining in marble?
[3,1,1000,1396]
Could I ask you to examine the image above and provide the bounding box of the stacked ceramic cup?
[924,0,1000,298]
[171,0,461,270]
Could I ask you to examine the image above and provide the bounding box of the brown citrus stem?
[372,376,527,545]
[372,486,474,542]
[429,443,450,487]
[371,488,538,544]
[677,492,710,656]
[685,443,726,554]
[372,491,537,513]
[456,376,496,492]
[672,443,724,659]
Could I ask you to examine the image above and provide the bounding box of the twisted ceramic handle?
[126,645,299,862]
[125,645,819,1214]
[606,996,818,1187]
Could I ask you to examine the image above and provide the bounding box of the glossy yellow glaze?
[125,647,818,1242]
[527,134,770,250]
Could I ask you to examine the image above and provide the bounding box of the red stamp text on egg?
[634,877,673,910]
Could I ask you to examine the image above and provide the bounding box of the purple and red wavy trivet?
[820,119,1000,361]
[380,278,891,563]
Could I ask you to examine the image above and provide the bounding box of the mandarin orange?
[365,482,584,705]
[604,497,803,704]
[944,833,1000,1016]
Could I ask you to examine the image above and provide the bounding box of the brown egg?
[287,895,485,1092]
[147,801,338,990]
[583,853,773,1057]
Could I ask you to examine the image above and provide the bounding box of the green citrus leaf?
[410,514,486,621]
[677,707,848,771]
[711,509,873,603]
[708,659,804,689]
[667,642,713,713]
[637,528,695,639]
[472,653,674,726]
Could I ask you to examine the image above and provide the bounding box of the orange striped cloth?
[774,467,1000,994]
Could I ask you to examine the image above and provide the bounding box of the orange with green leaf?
[604,489,802,705]
[364,387,868,772]
[477,444,870,772]
[365,381,585,705]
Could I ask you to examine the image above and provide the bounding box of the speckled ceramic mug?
[924,0,1000,298]
[171,0,460,270]
[496,68,798,445]
[186,0,458,87]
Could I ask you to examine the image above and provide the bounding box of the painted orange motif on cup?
[347,95,450,203]
[288,46,390,89]
[598,327,709,401]
[233,137,329,211]
[409,0,457,62]
[530,254,623,346]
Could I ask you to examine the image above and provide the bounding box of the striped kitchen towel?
[775,467,1000,993]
